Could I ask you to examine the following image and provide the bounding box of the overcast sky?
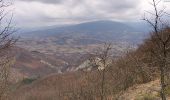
[10,0,170,27]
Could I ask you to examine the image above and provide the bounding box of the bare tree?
[89,43,113,100]
[143,0,170,100]
[0,0,16,99]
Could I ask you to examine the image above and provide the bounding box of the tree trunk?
[101,69,105,100]
[160,66,166,100]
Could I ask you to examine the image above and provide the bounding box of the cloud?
[13,0,159,27]
[17,0,63,4]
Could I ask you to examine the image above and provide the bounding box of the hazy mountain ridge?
[20,20,148,44]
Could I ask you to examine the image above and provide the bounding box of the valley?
[1,0,170,99]
[13,20,141,80]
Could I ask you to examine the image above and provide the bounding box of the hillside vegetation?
[9,27,170,100]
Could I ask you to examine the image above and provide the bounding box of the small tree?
[89,43,113,100]
[143,0,170,100]
[0,0,16,99]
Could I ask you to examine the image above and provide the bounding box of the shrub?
[135,94,158,100]
[21,78,37,85]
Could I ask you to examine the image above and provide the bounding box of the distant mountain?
[22,20,133,34]
[57,20,134,33]
[127,21,151,33]
[21,20,148,44]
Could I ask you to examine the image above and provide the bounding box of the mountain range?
[20,20,149,44]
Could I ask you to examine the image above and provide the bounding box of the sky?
[8,0,170,27]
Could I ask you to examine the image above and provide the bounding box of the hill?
[21,20,146,44]
[10,47,67,79]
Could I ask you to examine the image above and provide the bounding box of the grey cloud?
[17,0,63,4]
[99,0,139,12]
[15,0,143,27]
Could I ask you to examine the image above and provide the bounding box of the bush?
[165,86,170,96]
[135,94,158,100]
[22,78,37,85]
